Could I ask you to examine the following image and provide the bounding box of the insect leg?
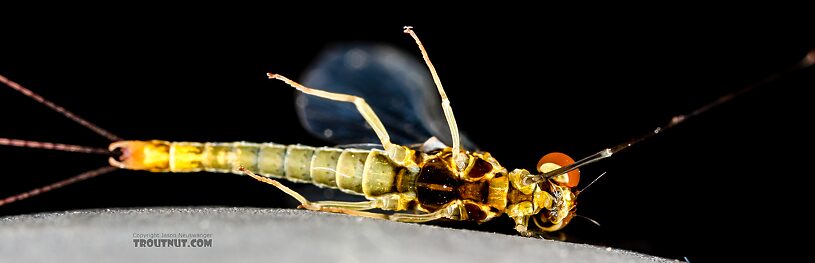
[317,198,451,223]
[241,166,448,222]
[314,192,417,211]
[268,74,400,158]
[302,199,447,223]
[388,201,463,223]
[311,200,376,211]
[388,210,446,223]
[403,26,463,170]
[512,215,535,237]
[239,166,388,219]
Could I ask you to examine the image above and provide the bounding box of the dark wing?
[297,43,477,149]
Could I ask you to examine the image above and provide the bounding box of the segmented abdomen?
[167,142,407,197]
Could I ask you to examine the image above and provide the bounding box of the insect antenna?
[0,74,121,141]
[576,172,607,195]
[526,50,815,185]
[574,214,601,227]
[0,166,117,207]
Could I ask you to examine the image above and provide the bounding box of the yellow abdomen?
[108,140,407,197]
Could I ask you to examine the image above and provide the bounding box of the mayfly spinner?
[2,27,813,237]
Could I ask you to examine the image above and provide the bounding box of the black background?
[1,10,812,262]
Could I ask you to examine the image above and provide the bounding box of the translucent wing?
[297,44,477,149]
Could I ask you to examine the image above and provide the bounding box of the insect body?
[2,27,812,237]
[93,26,584,236]
[108,137,577,235]
[0,26,583,236]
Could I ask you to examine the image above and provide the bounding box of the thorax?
[411,148,509,222]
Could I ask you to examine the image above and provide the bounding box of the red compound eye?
[537,152,580,188]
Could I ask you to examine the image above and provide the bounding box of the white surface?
[0,207,678,263]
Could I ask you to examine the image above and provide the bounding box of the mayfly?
[1,27,813,237]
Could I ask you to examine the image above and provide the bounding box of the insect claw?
[403,26,413,33]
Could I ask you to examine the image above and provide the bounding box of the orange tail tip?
[108,140,171,172]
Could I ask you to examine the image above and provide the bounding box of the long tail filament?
[0,166,117,207]
[0,74,121,206]
[0,74,121,141]
[0,137,109,154]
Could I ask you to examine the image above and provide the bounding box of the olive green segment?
[310,148,343,188]
[203,143,233,173]
[284,145,316,183]
[362,150,399,197]
[335,149,369,195]
[257,143,287,179]
[230,142,260,175]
